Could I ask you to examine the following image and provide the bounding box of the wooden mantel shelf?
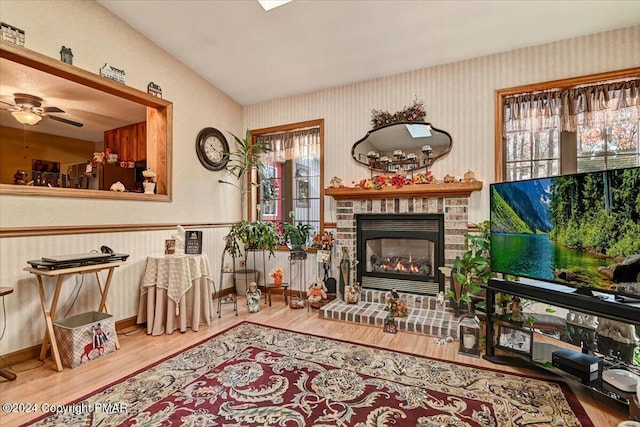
[324,181,483,200]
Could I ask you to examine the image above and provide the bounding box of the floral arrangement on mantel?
[370,98,426,129]
[354,171,435,190]
[350,170,477,190]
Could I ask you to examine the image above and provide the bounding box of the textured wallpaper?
[244,25,640,224]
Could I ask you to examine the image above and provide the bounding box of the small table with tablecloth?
[136,253,215,335]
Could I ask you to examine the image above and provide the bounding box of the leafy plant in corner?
[218,130,271,220]
[447,221,493,314]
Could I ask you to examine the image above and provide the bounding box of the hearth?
[356,213,444,295]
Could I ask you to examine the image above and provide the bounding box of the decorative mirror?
[351,121,452,174]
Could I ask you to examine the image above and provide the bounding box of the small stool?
[0,287,17,381]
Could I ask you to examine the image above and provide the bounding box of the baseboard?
[0,315,139,368]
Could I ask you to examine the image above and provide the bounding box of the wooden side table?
[24,261,124,372]
[0,287,17,381]
[259,283,289,306]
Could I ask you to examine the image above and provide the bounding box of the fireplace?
[356,213,444,295]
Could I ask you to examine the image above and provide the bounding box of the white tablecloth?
[136,253,215,335]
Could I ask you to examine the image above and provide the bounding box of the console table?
[24,261,124,372]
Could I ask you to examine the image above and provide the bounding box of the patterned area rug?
[25,322,592,426]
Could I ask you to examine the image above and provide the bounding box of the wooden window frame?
[494,67,640,182]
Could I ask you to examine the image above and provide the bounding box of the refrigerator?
[65,163,139,191]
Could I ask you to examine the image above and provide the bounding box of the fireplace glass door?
[366,238,433,277]
[356,213,444,295]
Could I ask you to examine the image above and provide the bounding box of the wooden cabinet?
[104,121,146,162]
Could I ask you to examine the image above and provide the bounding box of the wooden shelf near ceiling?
[324,181,483,200]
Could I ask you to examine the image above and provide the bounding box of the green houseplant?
[219,130,271,220]
[226,220,280,258]
[447,220,493,315]
[281,212,313,250]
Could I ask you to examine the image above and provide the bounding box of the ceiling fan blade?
[43,106,65,113]
[0,100,18,108]
[47,115,84,127]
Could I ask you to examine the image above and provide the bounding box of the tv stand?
[484,278,640,404]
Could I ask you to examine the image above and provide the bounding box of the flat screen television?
[490,166,640,300]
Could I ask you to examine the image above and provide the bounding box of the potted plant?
[447,220,493,316]
[218,130,271,220]
[226,220,280,258]
[281,211,313,250]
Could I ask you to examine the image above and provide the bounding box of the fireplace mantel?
[325,181,483,200]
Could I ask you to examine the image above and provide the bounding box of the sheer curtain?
[255,127,320,163]
[504,78,640,133]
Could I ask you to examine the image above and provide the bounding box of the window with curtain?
[251,120,323,241]
[499,74,639,182]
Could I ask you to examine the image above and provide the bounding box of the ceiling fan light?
[12,110,42,125]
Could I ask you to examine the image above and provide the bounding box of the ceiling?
[99,0,640,106]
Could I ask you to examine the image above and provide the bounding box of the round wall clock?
[196,127,229,171]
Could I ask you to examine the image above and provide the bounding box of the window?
[250,120,324,240]
[496,69,639,182]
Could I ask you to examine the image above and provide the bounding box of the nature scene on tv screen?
[491,167,640,294]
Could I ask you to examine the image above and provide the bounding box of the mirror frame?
[351,121,452,173]
[0,41,173,201]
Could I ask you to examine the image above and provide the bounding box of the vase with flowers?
[270,267,284,286]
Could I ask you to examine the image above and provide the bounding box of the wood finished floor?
[0,295,629,427]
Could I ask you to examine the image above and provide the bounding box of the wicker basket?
[289,296,306,309]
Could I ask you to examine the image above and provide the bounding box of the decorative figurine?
[246,282,261,313]
[463,169,477,182]
[329,176,343,188]
[339,247,350,299]
[147,82,162,98]
[307,278,328,304]
[344,282,361,304]
[60,46,73,64]
[99,63,126,84]
[383,311,398,334]
[385,288,408,317]
[0,22,25,46]
[509,296,524,323]
[142,169,156,194]
[13,170,28,185]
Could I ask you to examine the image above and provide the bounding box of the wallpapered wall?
[0,0,243,355]
[244,25,640,225]
[0,0,638,357]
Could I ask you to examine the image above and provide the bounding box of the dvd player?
[42,253,112,263]
[27,253,129,270]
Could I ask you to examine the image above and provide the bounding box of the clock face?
[196,127,229,171]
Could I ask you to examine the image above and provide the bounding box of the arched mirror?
[0,41,172,200]
[351,121,452,173]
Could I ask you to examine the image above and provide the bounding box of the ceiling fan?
[0,93,84,127]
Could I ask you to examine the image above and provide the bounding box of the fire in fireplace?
[357,214,444,295]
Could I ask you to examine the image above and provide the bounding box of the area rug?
[24,321,592,426]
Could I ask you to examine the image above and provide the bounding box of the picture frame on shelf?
[496,324,533,360]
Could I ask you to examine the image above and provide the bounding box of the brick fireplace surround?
[326,181,484,282]
[322,181,483,337]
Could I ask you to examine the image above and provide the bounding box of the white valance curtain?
[255,127,320,163]
[504,79,640,133]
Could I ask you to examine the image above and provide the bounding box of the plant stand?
[217,237,238,317]
[288,250,307,309]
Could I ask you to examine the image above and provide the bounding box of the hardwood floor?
[0,295,629,426]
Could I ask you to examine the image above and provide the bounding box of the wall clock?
[196,127,229,171]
